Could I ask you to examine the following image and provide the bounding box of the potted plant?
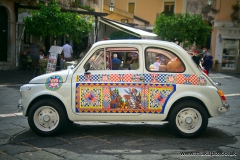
[212,59,219,71]
[230,2,240,25]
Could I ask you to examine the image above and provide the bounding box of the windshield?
[63,48,91,70]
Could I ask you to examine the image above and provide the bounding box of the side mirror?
[84,63,91,75]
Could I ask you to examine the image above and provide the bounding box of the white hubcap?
[43,115,50,122]
[176,108,202,134]
[185,117,192,124]
[34,106,59,132]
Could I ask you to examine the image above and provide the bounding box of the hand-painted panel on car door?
[74,46,145,114]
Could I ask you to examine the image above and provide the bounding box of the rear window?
[145,47,185,73]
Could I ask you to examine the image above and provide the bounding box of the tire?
[28,99,68,136]
[168,101,208,138]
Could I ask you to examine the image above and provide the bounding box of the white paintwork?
[19,40,228,123]
[29,69,70,83]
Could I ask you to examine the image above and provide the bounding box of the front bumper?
[218,103,230,113]
[17,99,23,112]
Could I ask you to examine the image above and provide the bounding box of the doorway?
[0,6,8,61]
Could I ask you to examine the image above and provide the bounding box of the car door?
[71,44,145,120]
[142,46,185,118]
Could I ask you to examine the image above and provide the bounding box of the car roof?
[92,39,179,48]
[91,40,188,59]
[85,40,202,74]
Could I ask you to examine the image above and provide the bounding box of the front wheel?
[168,101,208,138]
[28,99,68,136]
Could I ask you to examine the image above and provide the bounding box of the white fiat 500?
[18,40,229,138]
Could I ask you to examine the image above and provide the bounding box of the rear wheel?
[168,101,208,138]
[28,99,68,136]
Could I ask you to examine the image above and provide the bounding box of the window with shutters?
[164,1,175,13]
[93,0,99,5]
[128,3,135,14]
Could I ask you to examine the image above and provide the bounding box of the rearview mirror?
[84,63,91,75]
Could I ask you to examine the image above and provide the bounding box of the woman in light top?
[153,57,161,71]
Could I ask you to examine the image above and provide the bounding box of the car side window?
[145,47,185,72]
[106,47,139,70]
[86,49,105,70]
[85,47,140,70]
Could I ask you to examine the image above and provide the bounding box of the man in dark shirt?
[202,52,213,75]
[40,46,49,59]
[125,52,137,69]
[126,52,133,64]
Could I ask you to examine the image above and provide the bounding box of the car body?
[18,40,229,138]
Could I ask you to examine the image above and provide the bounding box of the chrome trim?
[17,99,23,112]
[17,104,23,112]
[218,104,230,113]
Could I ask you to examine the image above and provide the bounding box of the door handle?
[131,76,144,81]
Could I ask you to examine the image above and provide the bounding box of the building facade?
[186,0,240,73]
[0,0,105,70]
[0,0,17,70]
[212,0,240,72]
[107,0,240,73]
[111,0,187,31]
[1,0,240,72]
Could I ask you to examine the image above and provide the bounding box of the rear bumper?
[218,103,230,113]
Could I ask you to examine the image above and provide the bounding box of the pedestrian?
[23,47,30,56]
[190,46,198,55]
[62,40,73,62]
[202,47,208,56]
[192,53,204,69]
[202,50,213,75]
[40,46,49,59]
[39,50,44,60]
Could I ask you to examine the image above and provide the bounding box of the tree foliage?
[23,2,93,42]
[153,13,212,46]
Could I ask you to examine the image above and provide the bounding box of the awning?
[99,18,157,39]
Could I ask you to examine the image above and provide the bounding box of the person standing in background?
[39,50,44,60]
[191,46,198,55]
[62,40,73,62]
[23,47,30,56]
[41,46,49,59]
[202,49,213,75]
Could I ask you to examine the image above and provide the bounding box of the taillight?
[218,90,227,102]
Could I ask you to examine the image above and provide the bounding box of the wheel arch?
[26,95,70,120]
[165,96,211,121]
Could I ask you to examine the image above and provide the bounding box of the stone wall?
[187,0,217,15]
